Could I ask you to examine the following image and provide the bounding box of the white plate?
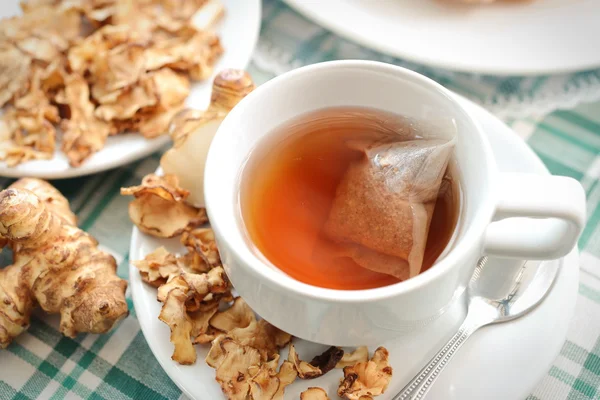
[0,0,261,179]
[129,98,578,400]
[284,0,600,76]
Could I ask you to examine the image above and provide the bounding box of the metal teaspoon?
[394,256,559,400]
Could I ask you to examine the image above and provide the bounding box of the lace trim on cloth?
[252,40,600,119]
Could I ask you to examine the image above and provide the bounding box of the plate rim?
[0,137,170,180]
[283,0,600,76]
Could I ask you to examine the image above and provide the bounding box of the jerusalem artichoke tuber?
[0,178,128,348]
[160,69,255,208]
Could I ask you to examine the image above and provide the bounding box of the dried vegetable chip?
[121,174,208,238]
[301,388,331,400]
[0,0,224,167]
[58,74,112,166]
[0,67,60,165]
[338,347,393,400]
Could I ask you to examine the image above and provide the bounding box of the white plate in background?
[0,0,261,179]
[284,0,600,76]
[129,97,578,400]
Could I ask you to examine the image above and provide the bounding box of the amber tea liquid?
[241,107,460,290]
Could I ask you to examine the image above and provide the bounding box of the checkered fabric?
[254,1,600,120]
[1,1,599,399]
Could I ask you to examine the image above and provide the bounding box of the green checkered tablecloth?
[1,1,600,399]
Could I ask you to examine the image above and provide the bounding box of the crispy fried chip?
[0,118,53,166]
[90,50,185,111]
[248,363,279,400]
[157,274,189,303]
[13,71,60,126]
[337,347,369,369]
[137,105,184,138]
[158,284,196,364]
[206,318,292,373]
[210,297,255,332]
[99,68,189,136]
[273,361,298,399]
[68,25,135,74]
[20,0,64,13]
[161,0,211,22]
[228,320,292,362]
[132,246,180,287]
[309,346,344,376]
[181,227,221,268]
[133,237,217,289]
[156,265,228,303]
[0,5,81,44]
[95,81,157,121]
[206,334,228,368]
[151,68,190,107]
[156,265,230,364]
[40,61,67,98]
[338,347,393,400]
[145,28,223,80]
[180,266,229,302]
[301,387,331,400]
[194,325,222,345]
[214,338,262,400]
[123,173,189,201]
[121,173,208,238]
[232,355,297,400]
[79,0,118,23]
[0,67,59,165]
[15,36,62,64]
[90,43,147,103]
[0,43,32,107]
[288,344,324,380]
[176,249,212,274]
[57,74,112,166]
[190,303,220,345]
[95,66,189,121]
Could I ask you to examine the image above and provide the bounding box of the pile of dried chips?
[0,0,224,167]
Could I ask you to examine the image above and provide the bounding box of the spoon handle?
[393,313,483,400]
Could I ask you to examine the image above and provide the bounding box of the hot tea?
[241,107,459,290]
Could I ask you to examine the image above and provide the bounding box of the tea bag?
[322,136,455,280]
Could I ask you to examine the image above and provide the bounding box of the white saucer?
[129,98,578,400]
[283,0,600,76]
[0,0,261,179]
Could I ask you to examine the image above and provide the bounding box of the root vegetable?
[160,69,255,208]
[0,178,128,348]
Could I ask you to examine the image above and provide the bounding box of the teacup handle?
[483,173,586,259]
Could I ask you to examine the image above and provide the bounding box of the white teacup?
[205,61,585,346]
